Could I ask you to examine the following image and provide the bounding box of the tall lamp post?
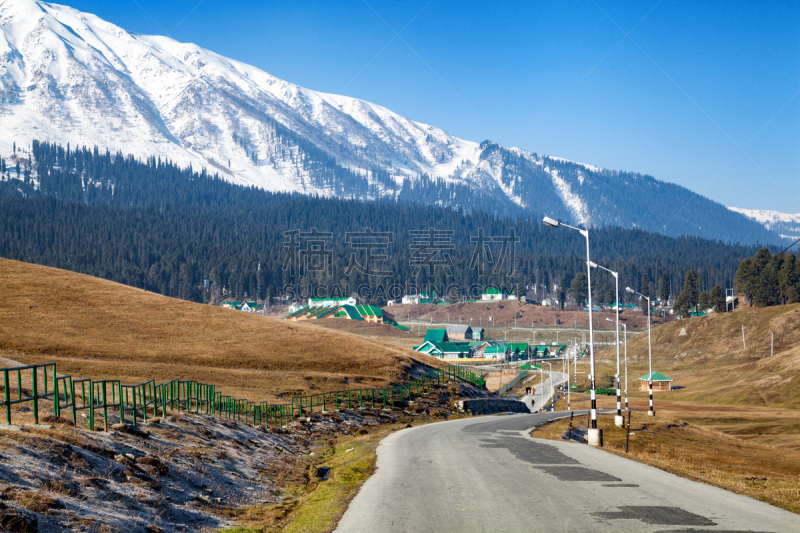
[621,322,628,411]
[626,287,654,416]
[591,261,623,428]
[543,216,601,446]
[544,361,554,410]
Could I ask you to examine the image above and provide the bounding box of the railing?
[0,363,487,430]
[498,370,529,396]
[2,363,59,425]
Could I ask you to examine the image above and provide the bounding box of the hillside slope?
[600,303,800,407]
[0,258,439,402]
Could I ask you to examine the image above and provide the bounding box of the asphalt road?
[521,371,569,412]
[336,411,799,532]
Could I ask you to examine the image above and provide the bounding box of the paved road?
[336,412,799,532]
[520,371,568,412]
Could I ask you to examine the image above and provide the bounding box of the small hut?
[638,371,673,392]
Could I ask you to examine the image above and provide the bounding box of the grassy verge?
[532,403,800,513]
[219,425,403,533]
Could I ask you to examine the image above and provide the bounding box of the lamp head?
[588,260,598,268]
[625,287,635,294]
[605,318,613,323]
[542,216,560,228]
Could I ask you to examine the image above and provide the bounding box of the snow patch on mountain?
[548,167,589,226]
[0,0,788,244]
[549,156,601,174]
[728,207,800,239]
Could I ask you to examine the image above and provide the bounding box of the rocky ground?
[0,381,489,532]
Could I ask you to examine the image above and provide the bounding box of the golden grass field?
[590,302,800,408]
[0,258,441,403]
[534,397,800,513]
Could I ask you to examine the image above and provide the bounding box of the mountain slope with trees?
[0,141,765,307]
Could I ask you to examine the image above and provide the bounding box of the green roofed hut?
[639,371,673,392]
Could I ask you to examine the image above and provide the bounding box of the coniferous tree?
[680,269,700,314]
[709,284,725,312]
[658,273,669,304]
[778,252,799,303]
[698,290,711,311]
[570,273,588,306]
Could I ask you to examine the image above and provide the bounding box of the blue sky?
[62,0,799,213]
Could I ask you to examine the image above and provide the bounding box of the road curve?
[336,412,799,532]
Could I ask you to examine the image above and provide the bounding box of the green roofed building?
[483,345,507,359]
[424,328,448,343]
[506,342,529,359]
[481,287,504,301]
[639,371,673,392]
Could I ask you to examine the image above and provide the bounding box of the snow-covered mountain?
[0,0,785,244]
[728,207,800,240]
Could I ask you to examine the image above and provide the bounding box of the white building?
[308,297,357,307]
[481,288,504,301]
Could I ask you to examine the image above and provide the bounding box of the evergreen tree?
[735,258,755,304]
[750,248,776,307]
[709,284,725,312]
[673,291,689,318]
[680,269,700,314]
[698,290,711,311]
[569,273,588,306]
[778,252,799,303]
[658,273,669,304]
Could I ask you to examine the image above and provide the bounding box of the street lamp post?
[565,351,571,410]
[543,216,601,446]
[622,322,628,410]
[544,361,553,409]
[626,287,654,416]
[592,261,623,428]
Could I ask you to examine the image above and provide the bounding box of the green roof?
[639,371,673,381]
[435,342,472,354]
[336,305,364,320]
[483,287,502,294]
[484,345,507,354]
[355,304,383,317]
[507,342,529,353]
[285,306,310,318]
[424,328,448,343]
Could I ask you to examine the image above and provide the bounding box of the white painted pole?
[742,325,746,351]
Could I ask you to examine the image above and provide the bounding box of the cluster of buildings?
[386,288,519,306]
[284,297,407,329]
[413,327,566,360]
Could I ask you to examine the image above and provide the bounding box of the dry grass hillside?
[0,258,441,403]
[595,303,800,407]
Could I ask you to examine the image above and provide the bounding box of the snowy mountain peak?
[0,1,787,244]
[728,207,800,239]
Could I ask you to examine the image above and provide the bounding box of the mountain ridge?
[0,0,785,244]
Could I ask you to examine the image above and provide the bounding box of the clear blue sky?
[62,0,799,213]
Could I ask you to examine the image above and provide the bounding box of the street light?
[622,322,628,410]
[565,350,571,410]
[591,260,623,428]
[626,286,654,416]
[544,216,601,446]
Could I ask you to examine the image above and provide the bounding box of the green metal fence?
[0,362,487,430]
[1,363,59,425]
